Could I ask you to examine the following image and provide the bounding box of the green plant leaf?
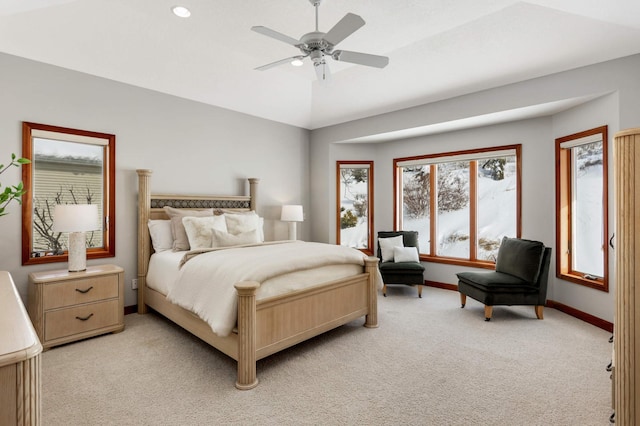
[17,158,31,164]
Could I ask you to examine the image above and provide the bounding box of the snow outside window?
[395,145,521,267]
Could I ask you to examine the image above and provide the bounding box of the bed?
[136,169,379,389]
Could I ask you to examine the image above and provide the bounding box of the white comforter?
[166,241,374,337]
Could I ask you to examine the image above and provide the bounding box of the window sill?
[418,255,496,270]
[558,272,608,292]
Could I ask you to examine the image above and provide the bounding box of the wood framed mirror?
[21,122,116,265]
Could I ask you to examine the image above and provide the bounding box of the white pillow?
[148,220,173,252]
[164,206,214,251]
[394,246,419,263]
[182,216,228,250]
[224,212,264,242]
[211,229,259,247]
[378,235,404,262]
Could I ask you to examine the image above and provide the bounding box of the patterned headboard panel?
[149,198,251,210]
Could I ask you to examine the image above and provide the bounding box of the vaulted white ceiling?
[1,0,640,130]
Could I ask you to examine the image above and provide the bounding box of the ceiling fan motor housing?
[299,32,333,56]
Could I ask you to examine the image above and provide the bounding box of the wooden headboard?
[136,169,259,312]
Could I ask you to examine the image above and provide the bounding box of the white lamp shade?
[281,205,303,222]
[52,204,100,232]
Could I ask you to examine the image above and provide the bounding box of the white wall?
[310,54,640,323]
[550,92,618,321]
[0,52,310,307]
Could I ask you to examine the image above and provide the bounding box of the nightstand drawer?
[45,299,119,341]
[43,275,118,310]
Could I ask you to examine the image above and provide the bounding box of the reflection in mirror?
[22,122,115,265]
[336,161,373,255]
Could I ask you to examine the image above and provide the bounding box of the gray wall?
[0,52,310,307]
[3,50,638,323]
[310,54,640,323]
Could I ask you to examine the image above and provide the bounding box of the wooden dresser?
[613,128,640,424]
[28,264,124,350]
[0,271,42,426]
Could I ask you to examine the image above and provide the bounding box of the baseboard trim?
[546,300,613,333]
[124,304,137,315]
[424,281,613,332]
[424,280,458,292]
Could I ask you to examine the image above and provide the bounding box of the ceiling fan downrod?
[310,0,322,31]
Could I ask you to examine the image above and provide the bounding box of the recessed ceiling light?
[172,6,191,18]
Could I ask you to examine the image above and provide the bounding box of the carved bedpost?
[234,281,260,390]
[136,169,152,314]
[248,178,259,211]
[364,257,379,328]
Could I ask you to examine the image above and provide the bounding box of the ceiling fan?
[251,0,389,83]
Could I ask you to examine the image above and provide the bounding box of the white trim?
[396,148,516,167]
[339,163,370,169]
[31,129,109,146]
[559,133,602,149]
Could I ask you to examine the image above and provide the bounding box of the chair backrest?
[536,247,552,303]
[377,231,419,261]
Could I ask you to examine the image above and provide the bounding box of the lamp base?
[67,231,87,272]
[288,222,297,241]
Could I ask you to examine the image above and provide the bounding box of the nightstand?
[28,264,124,349]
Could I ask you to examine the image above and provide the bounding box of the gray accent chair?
[377,231,426,298]
[456,237,551,321]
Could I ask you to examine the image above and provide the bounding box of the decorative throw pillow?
[224,212,264,241]
[495,236,545,282]
[163,206,214,251]
[211,229,259,248]
[147,219,173,252]
[394,246,419,263]
[182,215,228,250]
[378,235,404,263]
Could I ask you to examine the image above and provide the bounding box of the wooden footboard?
[141,258,378,389]
[136,169,379,389]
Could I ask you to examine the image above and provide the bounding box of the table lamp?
[52,204,99,272]
[281,205,303,240]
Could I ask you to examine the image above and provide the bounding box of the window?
[336,161,373,255]
[555,126,608,291]
[22,122,116,265]
[394,145,521,268]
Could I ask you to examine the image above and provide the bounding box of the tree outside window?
[336,161,373,255]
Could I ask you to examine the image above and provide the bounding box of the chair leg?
[484,305,493,321]
[417,284,423,298]
[382,284,387,297]
[534,305,544,319]
[459,293,466,308]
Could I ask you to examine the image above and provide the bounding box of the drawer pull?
[75,313,94,321]
[75,286,94,294]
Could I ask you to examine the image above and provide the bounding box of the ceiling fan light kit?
[252,0,389,82]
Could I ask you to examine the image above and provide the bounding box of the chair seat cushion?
[456,271,538,294]
[380,261,425,272]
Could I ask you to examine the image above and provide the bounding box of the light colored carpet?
[42,286,612,425]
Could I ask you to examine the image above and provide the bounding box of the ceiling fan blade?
[255,56,301,71]
[332,50,389,68]
[314,61,332,85]
[251,26,300,47]
[323,13,365,46]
